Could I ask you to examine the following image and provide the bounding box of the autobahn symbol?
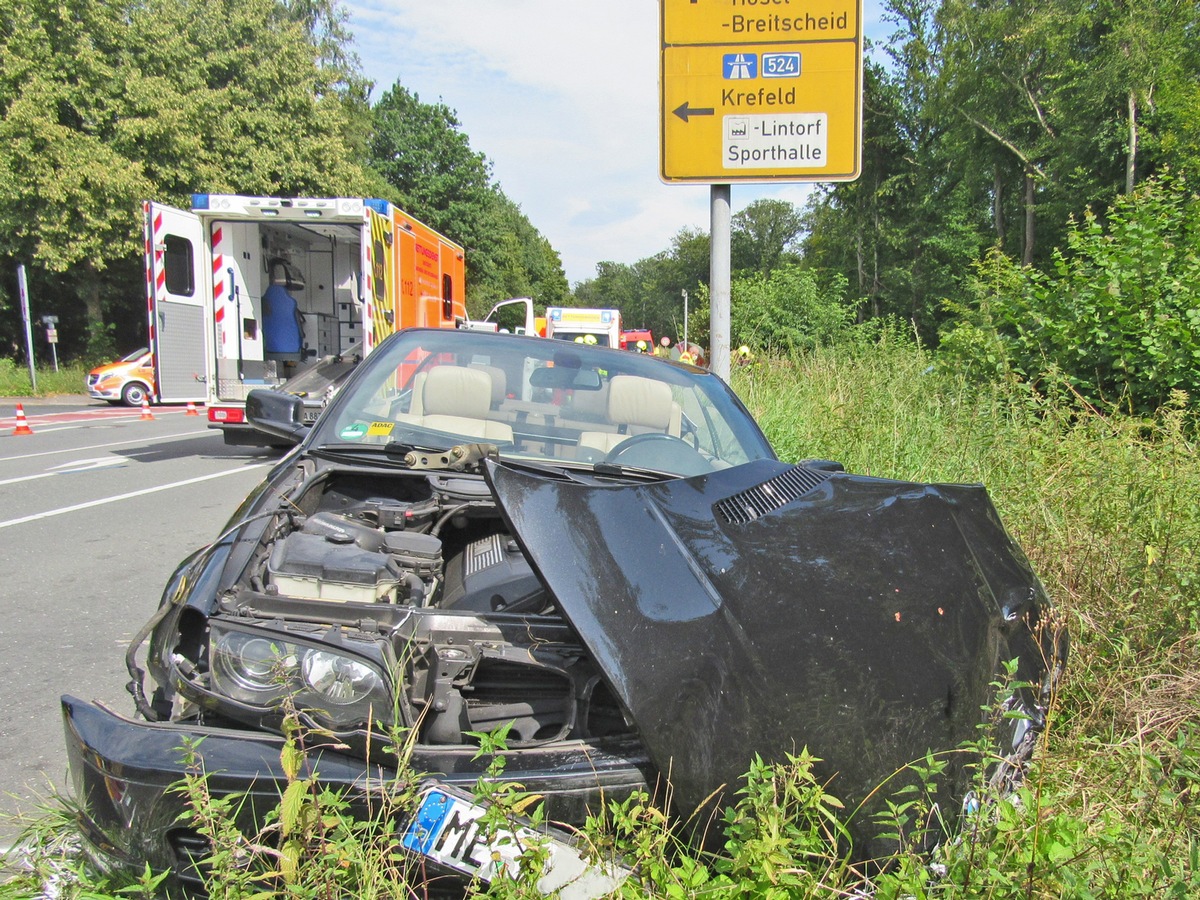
[724,53,756,79]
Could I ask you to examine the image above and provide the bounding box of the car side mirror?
[246,389,307,446]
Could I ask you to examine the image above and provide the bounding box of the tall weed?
[11,339,1200,897]
[736,336,1200,895]
[0,357,90,396]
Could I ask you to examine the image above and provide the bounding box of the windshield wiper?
[590,461,673,480]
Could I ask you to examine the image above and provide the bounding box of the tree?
[479,193,570,311]
[0,0,372,357]
[573,227,710,344]
[367,84,494,239]
[732,199,805,274]
[366,82,567,312]
[802,0,1200,347]
[802,55,984,337]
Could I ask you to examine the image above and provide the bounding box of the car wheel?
[121,382,150,406]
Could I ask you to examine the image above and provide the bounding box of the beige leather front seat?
[577,375,680,458]
[404,366,513,444]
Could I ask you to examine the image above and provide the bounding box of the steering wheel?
[602,432,699,468]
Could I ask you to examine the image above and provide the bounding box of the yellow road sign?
[660,0,863,183]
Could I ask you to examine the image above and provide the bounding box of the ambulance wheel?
[121,382,150,407]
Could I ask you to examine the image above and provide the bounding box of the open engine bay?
[156,466,631,752]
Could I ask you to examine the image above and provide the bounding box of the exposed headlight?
[210,627,390,729]
[215,635,297,693]
[301,650,380,705]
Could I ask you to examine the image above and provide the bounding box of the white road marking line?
[1,407,188,423]
[0,430,212,463]
[47,457,129,474]
[0,465,269,530]
[0,471,56,487]
[0,458,128,486]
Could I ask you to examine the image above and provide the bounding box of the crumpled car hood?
[486,458,1059,845]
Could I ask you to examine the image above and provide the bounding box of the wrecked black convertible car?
[62,328,1064,888]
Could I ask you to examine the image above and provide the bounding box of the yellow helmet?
[584,334,598,345]
[574,336,585,343]
[738,345,751,357]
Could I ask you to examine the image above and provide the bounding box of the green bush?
[730,265,855,355]
[0,357,89,397]
[940,173,1200,414]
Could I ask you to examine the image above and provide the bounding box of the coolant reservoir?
[267,532,403,603]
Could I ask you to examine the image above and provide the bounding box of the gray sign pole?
[682,289,688,353]
[709,185,731,381]
[17,264,37,393]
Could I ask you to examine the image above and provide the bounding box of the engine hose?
[431,502,487,537]
[124,598,178,720]
[402,572,425,606]
[124,507,284,720]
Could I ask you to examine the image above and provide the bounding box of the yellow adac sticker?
[367,421,395,436]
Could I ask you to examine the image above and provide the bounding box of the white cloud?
[345,1,877,287]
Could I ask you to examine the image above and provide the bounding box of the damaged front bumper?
[62,696,645,893]
[62,695,378,890]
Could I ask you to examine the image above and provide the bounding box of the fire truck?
[543,307,622,347]
[144,195,466,444]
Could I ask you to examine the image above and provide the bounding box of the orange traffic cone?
[185,402,199,416]
[12,403,33,435]
[140,398,155,420]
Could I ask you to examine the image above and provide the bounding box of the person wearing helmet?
[635,339,647,353]
[736,345,755,366]
[574,336,586,344]
[584,333,598,345]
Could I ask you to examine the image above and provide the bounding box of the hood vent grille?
[715,465,833,524]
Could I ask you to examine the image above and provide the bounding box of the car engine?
[158,467,630,754]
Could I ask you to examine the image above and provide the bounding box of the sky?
[344,1,890,288]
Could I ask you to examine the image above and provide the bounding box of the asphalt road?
[0,398,278,842]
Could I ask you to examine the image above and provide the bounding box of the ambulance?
[144,195,466,444]
[543,307,622,347]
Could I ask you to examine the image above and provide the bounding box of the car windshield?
[312,329,775,477]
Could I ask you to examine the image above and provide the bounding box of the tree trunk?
[993,165,1005,244]
[83,266,103,329]
[1126,90,1138,194]
[854,229,867,323]
[81,260,107,356]
[1023,171,1036,266]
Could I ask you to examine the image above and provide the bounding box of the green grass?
[733,339,1200,896]
[0,358,89,397]
[5,338,1199,897]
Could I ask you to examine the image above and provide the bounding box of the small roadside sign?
[660,0,863,183]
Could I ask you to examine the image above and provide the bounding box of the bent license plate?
[401,787,532,881]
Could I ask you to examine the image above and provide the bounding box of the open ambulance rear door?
[144,201,208,403]
[363,204,397,353]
